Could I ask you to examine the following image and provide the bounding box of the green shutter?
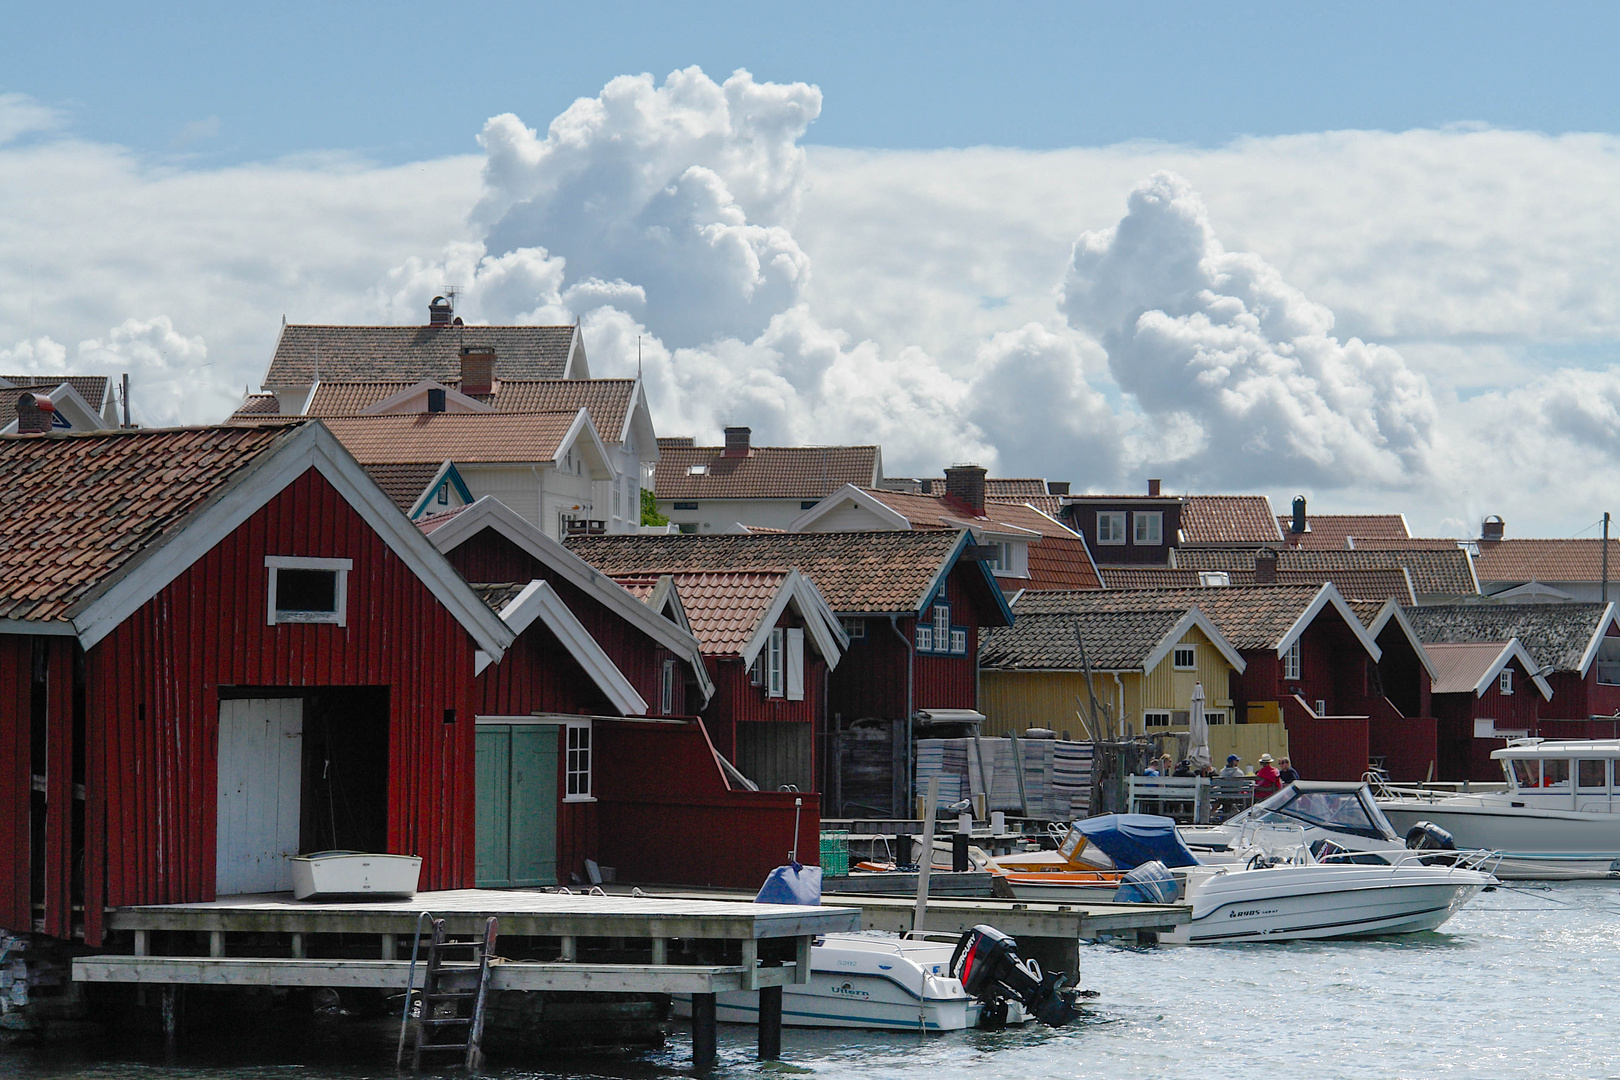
[475,724,560,888]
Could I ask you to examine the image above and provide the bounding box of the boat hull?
[1378,802,1620,880]
[1167,864,1488,944]
[288,851,421,900]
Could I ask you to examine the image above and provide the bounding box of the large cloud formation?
[1060,171,1437,488]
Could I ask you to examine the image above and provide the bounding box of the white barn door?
[216,698,304,894]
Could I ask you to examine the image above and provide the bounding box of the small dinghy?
[289,851,422,900]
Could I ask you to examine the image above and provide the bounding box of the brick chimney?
[1254,547,1278,584]
[722,426,752,458]
[428,295,455,327]
[944,464,987,515]
[1047,481,1070,496]
[1147,478,1162,497]
[16,392,55,435]
[1481,515,1505,541]
[459,346,497,395]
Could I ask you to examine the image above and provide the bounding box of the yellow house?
[979,595,1287,763]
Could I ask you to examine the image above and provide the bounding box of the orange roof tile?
[265,324,576,385]
[655,445,879,500]
[1180,496,1283,545]
[1474,538,1620,584]
[616,571,788,656]
[1425,641,1516,694]
[0,424,303,623]
[319,411,581,465]
[1278,513,1410,548]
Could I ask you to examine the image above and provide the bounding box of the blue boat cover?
[755,863,823,905]
[1072,814,1200,869]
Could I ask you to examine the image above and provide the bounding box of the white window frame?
[841,617,866,640]
[564,719,593,801]
[1134,511,1163,545]
[933,603,951,647]
[661,658,676,715]
[1173,645,1196,670]
[1205,710,1227,726]
[264,556,351,626]
[766,627,785,698]
[950,628,968,655]
[1500,669,1514,695]
[916,625,933,652]
[786,628,806,701]
[1097,512,1126,546]
[1144,711,1173,729]
[1283,640,1302,681]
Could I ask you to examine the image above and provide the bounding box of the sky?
[4,3,1620,539]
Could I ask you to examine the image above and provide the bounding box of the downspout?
[1113,673,1126,739]
[890,613,915,814]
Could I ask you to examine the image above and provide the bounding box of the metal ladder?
[398,915,498,1071]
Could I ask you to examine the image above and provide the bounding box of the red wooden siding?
[1279,701,1369,781]
[0,636,32,934]
[89,470,480,928]
[1368,715,1438,782]
[828,616,910,721]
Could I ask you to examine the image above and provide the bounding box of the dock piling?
[691,992,717,1070]
[757,985,783,1061]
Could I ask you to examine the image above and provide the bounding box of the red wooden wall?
[81,470,481,942]
[1367,715,1438,782]
[0,636,26,935]
[1279,698,1370,781]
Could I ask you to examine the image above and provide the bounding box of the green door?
[475,724,559,887]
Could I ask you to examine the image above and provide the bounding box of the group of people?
[1143,752,1298,799]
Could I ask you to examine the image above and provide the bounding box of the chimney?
[1147,478,1161,497]
[944,464,987,515]
[1481,515,1505,541]
[428,295,455,327]
[16,392,55,435]
[1291,495,1307,535]
[427,387,447,413]
[1047,481,1070,496]
[1254,547,1278,584]
[920,479,934,495]
[459,346,497,395]
[722,426,752,458]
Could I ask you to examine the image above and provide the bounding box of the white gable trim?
[65,423,515,658]
[1574,602,1620,677]
[427,496,714,704]
[361,379,494,416]
[645,574,692,633]
[498,580,648,716]
[1367,599,1441,681]
[938,514,1042,541]
[788,484,912,532]
[1275,583,1382,662]
[1471,639,1554,700]
[1142,607,1247,675]
[736,569,850,671]
[558,408,617,481]
[564,325,590,379]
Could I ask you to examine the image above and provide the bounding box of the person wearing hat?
[1218,754,1245,779]
[1254,753,1282,799]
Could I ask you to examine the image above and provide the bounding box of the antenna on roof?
[637,335,643,379]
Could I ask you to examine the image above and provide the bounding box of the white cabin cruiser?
[1181,781,1461,866]
[1376,738,1620,879]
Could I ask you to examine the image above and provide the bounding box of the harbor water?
[3,882,1617,1080]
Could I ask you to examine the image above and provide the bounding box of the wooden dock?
[73,889,861,1067]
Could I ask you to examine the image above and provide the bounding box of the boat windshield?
[1507,757,1570,790]
[1240,787,1396,841]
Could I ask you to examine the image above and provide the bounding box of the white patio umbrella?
[1188,682,1211,770]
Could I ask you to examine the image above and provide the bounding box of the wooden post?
[757,985,783,1061]
[794,934,813,985]
[691,993,717,1070]
[650,938,667,966]
[913,775,940,932]
[133,930,149,956]
[290,934,305,959]
[558,936,577,961]
[209,931,225,958]
[740,938,759,990]
[161,985,179,1041]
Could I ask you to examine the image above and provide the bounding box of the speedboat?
[1376,738,1620,879]
[996,814,1495,943]
[1181,781,1462,866]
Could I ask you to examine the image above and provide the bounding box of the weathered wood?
[650,938,667,965]
[691,993,717,1071]
[72,956,804,994]
[740,939,758,991]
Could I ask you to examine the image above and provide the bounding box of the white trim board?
[1141,607,1248,675]
[1274,583,1382,663]
[496,580,648,716]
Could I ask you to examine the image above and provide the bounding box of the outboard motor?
[1113,860,1179,903]
[949,924,1079,1028]
[1405,821,1456,851]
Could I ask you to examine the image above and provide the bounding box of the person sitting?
[1143,760,1161,777]
[1254,753,1282,798]
[1218,754,1245,778]
[1278,757,1299,784]
[1173,759,1194,778]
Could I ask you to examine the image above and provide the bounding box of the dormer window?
[265,556,351,626]
[688,464,708,476]
[1097,512,1126,545]
[1134,511,1163,545]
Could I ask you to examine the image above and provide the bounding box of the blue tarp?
[1071,814,1200,869]
[755,863,823,905]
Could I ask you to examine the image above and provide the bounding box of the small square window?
[1205,711,1227,726]
[1097,512,1126,545]
[1173,645,1196,670]
[1134,511,1163,545]
[265,556,351,626]
[841,617,866,640]
[1144,711,1172,729]
[436,484,449,505]
[916,625,933,652]
[800,500,819,510]
[950,629,967,654]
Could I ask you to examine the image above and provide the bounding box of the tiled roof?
[995,494,1068,518]
[1175,547,1476,598]
[1278,513,1410,548]
[234,379,638,445]
[1474,539,1620,584]
[847,489,1102,591]
[319,412,581,465]
[655,445,879,500]
[470,582,528,614]
[981,605,1193,671]
[0,375,113,428]
[565,530,972,615]
[1100,565,1415,603]
[658,436,695,448]
[1011,585,1328,651]
[615,571,787,657]
[1425,641,1514,695]
[414,505,470,535]
[1344,537,1470,551]
[1402,603,1614,673]
[364,462,442,511]
[0,423,303,623]
[1180,496,1282,545]
[233,393,281,416]
[264,324,576,386]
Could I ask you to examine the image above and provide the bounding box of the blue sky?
[5,4,1620,537]
[9,3,1620,163]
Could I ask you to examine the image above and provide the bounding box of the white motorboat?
[1375,738,1620,879]
[288,851,421,900]
[673,933,1029,1032]
[1181,781,1453,866]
